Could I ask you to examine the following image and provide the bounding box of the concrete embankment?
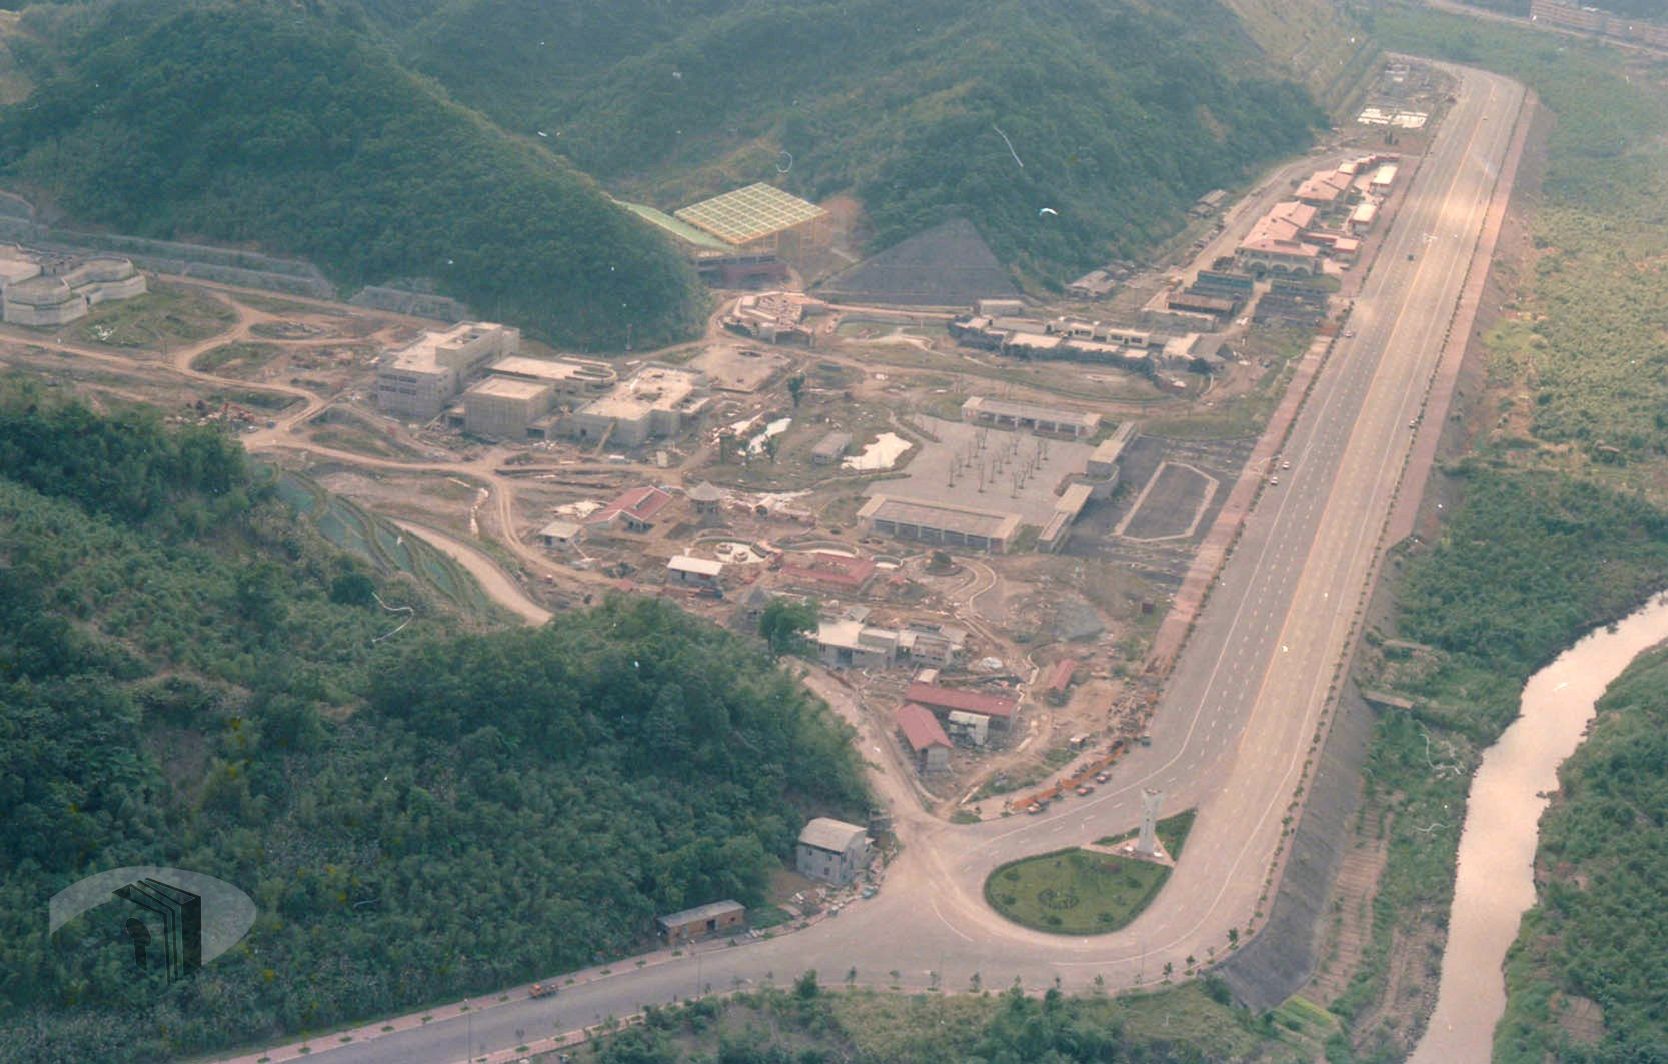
[1215,682,1376,1010]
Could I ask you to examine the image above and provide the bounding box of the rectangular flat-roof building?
[858,495,1023,554]
[656,900,745,945]
[796,818,870,885]
[811,431,853,465]
[565,366,710,447]
[961,396,1100,438]
[463,376,555,440]
[376,322,519,420]
[1349,201,1379,234]
[537,519,584,550]
[667,554,724,587]
[489,355,617,401]
[816,615,899,669]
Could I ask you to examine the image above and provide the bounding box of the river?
[1411,594,1668,1062]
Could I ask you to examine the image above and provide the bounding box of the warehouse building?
[904,681,1018,731]
[857,495,1023,554]
[796,818,870,886]
[960,396,1100,438]
[376,321,520,419]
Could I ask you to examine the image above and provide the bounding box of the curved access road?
[220,62,1527,1064]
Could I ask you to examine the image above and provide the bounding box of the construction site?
[0,60,1448,824]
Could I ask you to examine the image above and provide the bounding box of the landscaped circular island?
[984,810,1195,934]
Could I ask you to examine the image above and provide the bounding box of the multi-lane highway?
[236,63,1527,1064]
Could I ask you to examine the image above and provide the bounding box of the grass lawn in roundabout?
[984,810,1196,934]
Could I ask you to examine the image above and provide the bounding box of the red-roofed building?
[896,703,952,773]
[904,681,1018,730]
[1295,168,1355,207]
[588,485,673,532]
[779,551,877,595]
[1044,659,1078,704]
[1237,200,1323,277]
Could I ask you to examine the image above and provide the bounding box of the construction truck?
[529,982,559,999]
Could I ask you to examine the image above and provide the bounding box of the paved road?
[231,64,1526,1064]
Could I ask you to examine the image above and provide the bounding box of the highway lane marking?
[929,897,975,942]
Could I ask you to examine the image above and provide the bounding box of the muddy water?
[1411,596,1668,1063]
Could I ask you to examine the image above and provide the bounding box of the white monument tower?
[1136,788,1164,858]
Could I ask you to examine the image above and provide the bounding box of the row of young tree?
[0,395,867,1062]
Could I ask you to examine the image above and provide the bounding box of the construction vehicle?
[529,982,559,999]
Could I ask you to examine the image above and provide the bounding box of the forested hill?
[0,392,867,1063]
[0,0,706,350]
[387,0,1363,283]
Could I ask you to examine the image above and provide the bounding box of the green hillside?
[393,0,1356,284]
[0,390,866,1063]
[0,0,705,350]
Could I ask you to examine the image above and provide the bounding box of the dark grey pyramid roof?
[816,218,1018,307]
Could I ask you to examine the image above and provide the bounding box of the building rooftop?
[897,703,952,752]
[1044,658,1078,694]
[538,519,583,540]
[904,681,1018,719]
[589,485,674,526]
[859,496,1024,542]
[817,617,898,653]
[389,321,513,373]
[687,481,723,503]
[781,551,876,590]
[668,555,724,577]
[799,817,867,853]
[466,376,551,401]
[656,900,745,927]
[579,366,704,421]
[5,276,74,305]
[675,183,827,246]
[491,355,615,385]
[962,396,1101,433]
[811,431,853,460]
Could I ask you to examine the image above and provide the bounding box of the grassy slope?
[1321,5,1668,1059]
[0,0,705,350]
[581,983,1327,1064]
[395,0,1349,285]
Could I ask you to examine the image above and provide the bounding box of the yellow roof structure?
[674,183,826,246]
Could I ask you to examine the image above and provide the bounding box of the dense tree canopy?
[0,395,866,1063]
[389,0,1329,284]
[0,0,706,350]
